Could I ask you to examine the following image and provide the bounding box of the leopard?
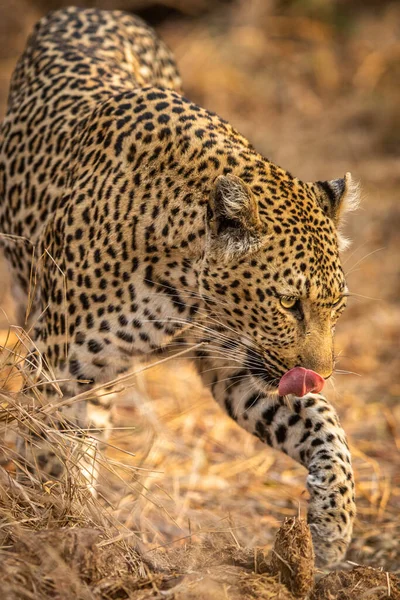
[0,7,359,566]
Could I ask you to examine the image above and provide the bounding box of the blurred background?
[0,0,399,569]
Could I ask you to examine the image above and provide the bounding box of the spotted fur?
[0,8,358,565]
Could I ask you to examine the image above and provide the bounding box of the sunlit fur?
[0,8,357,566]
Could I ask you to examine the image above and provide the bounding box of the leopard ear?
[314,172,360,251]
[208,174,262,259]
[315,172,360,225]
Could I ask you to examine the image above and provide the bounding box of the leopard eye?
[280,296,297,309]
[332,296,343,307]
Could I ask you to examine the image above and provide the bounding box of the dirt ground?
[0,0,399,598]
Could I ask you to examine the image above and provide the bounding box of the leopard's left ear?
[211,174,261,232]
[314,172,360,226]
[206,174,263,259]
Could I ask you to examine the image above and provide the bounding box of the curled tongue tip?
[278,367,325,397]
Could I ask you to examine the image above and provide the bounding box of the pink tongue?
[278,367,325,397]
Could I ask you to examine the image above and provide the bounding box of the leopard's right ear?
[313,172,360,251]
[207,175,263,260]
[314,172,360,226]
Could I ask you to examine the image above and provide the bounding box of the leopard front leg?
[197,362,355,566]
[15,362,112,495]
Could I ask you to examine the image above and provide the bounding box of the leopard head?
[199,170,359,392]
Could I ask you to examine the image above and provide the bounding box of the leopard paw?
[307,473,355,566]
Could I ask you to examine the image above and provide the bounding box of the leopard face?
[198,172,356,392]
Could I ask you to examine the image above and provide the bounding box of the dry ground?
[0,0,399,598]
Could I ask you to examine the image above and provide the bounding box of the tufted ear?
[314,172,360,226]
[207,174,263,259]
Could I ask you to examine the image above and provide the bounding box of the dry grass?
[0,322,399,597]
[0,0,399,597]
